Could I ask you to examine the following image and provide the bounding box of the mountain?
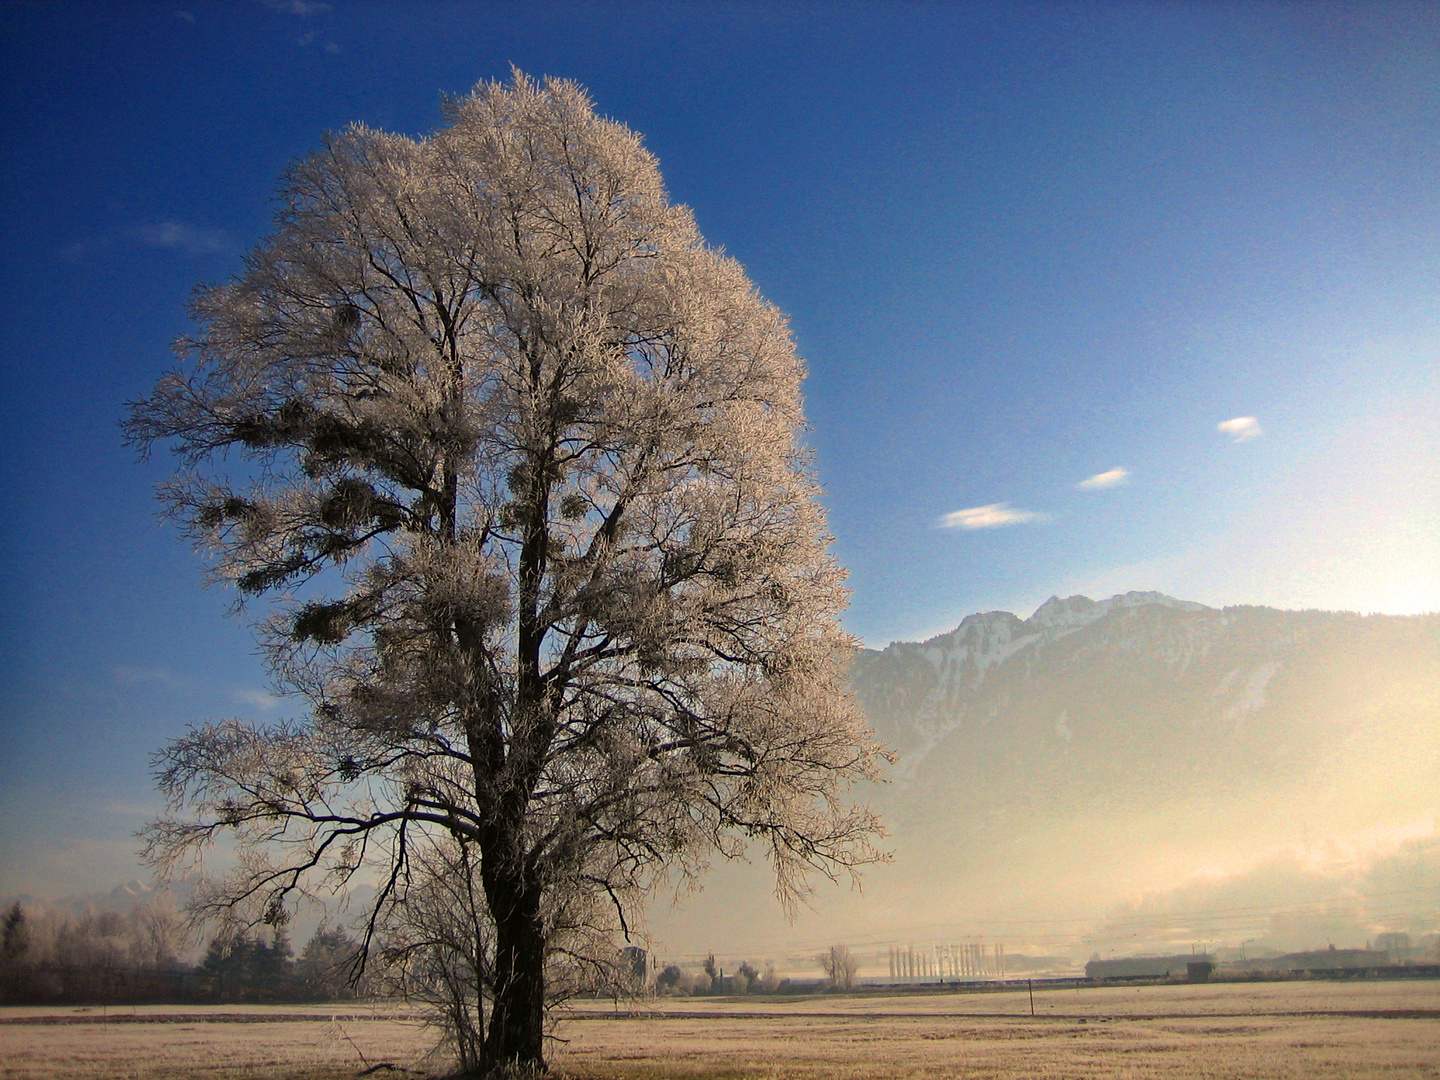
[649,591,1439,961]
[818,592,1440,952]
[856,591,1438,807]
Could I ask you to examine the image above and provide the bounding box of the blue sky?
[1,0,1437,899]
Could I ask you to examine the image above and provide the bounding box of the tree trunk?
[482,867,546,1076]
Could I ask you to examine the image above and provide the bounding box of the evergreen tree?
[1,903,27,964]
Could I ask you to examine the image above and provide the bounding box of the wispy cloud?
[938,503,1047,530]
[131,220,230,255]
[62,219,232,261]
[260,0,331,14]
[60,235,104,261]
[1076,467,1129,491]
[174,9,196,22]
[255,0,339,50]
[1218,416,1263,442]
[230,687,284,712]
[295,28,341,52]
[112,665,178,687]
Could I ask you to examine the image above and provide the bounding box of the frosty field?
[2,981,1437,1079]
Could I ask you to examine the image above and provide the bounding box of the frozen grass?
[3,981,1438,1079]
[565,977,1440,1018]
[553,981,1440,1079]
[0,1007,439,1079]
[551,1011,1440,1079]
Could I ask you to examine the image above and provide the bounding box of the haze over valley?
[649,591,1440,972]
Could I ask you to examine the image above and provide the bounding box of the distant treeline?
[0,900,368,1005]
[652,954,789,995]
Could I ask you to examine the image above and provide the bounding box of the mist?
[646,594,1440,977]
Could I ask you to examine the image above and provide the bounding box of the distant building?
[1269,946,1388,972]
[1373,933,1413,962]
[1086,954,1214,980]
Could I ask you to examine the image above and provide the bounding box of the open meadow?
[2,980,1437,1079]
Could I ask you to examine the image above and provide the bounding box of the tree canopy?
[128,72,885,1076]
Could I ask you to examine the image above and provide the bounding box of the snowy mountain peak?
[851,593,1434,791]
[1028,594,1101,628]
[941,608,1026,644]
[109,879,154,900]
[1028,591,1209,630]
[1107,590,1210,614]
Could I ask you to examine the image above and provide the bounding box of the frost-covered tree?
[127,72,884,1076]
[297,923,365,1000]
[818,943,859,991]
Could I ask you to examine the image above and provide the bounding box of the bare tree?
[127,72,886,1076]
[818,944,859,991]
[133,894,185,971]
[376,838,492,1071]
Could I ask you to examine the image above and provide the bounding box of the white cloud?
[295,27,340,51]
[231,687,285,712]
[131,220,231,256]
[61,220,231,261]
[174,10,196,22]
[112,665,178,687]
[260,0,331,14]
[938,503,1047,530]
[1218,416,1263,442]
[1076,467,1129,491]
[1056,391,1440,617]
[59,236,103,260]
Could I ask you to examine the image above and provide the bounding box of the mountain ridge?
[855,592,1438,780]
[850,591,1439,886]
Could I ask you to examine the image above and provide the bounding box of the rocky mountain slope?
[857,591,1437,792]
[846,593,1440,920]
